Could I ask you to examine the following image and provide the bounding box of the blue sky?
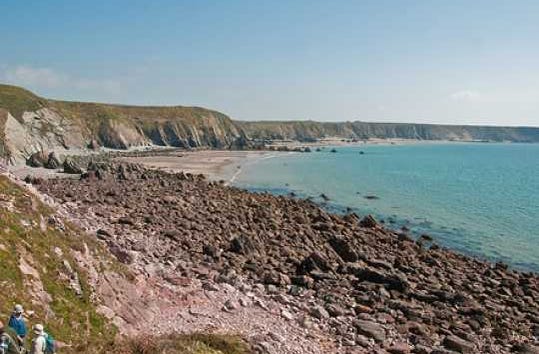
[1,0,539,126]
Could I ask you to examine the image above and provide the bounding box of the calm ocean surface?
[233,143,539,273]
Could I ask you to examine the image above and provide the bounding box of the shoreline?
[7,142,538,273]
[33,161,539,353]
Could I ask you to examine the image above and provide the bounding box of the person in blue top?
[7,305,26,348]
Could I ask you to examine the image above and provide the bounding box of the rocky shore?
[34,162,539,354]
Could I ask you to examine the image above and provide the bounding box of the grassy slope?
[0,175,115,353]
[0,84,46,121]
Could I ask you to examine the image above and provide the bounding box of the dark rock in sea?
[364,195,380,200]
[330,148,337,153]
[315,148,321,152]
[359,151,365,155]
[418,234,433,242]
[320,193,330,201]
[304,147,312,152]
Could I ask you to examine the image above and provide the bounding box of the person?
[0,320,21,354]
[8,305,27,348]
[29,325,46,354]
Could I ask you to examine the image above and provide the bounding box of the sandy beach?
[121,150,277,183]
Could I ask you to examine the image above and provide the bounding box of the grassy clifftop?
[0,84,47,120]
[237,120,539,143]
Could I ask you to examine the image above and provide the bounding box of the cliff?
[237,120,539,143]
[2,83,539,165]
[0,84,247,164]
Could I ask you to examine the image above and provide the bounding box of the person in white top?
[29,325,45,354]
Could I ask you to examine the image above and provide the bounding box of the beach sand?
[121,150,275,183]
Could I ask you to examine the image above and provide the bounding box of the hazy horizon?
[1,0,539,127]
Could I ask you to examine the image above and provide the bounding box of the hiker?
[8,305,27,348]
[30,325,56,354]
[0,320,21,354]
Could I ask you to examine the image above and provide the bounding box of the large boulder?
[329,236,358,262]
[230,234,257,255]
[63,157,83,174]
[26,151,48,167]
[360,214,378,228]
[45,152,61,169]
[88,139,100,150]
[297,251,333,274]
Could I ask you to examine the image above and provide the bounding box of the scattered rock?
[443,335,475,353]
[359,214,378,228]
[354,320,386,342]
[63,157,83,174]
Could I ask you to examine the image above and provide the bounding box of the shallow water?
[233,143,539,273]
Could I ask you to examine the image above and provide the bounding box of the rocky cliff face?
[2,84,539,165]
[237,120,539,143]
[0,84,248,164]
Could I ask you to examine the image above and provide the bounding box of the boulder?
[230,235,257,255]
[354,320,386,342]
[45,152,61,169]
[310,305,330,320]
[26,151,48,167]
[63,157,83,174]
[329,236,358,262]
[360,214,378,228]
[297,251,332,274]
[443,335,475,353]
[88,139,100,150]
[352,265,409,292]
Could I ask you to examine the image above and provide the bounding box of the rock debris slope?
[36,162,539,354]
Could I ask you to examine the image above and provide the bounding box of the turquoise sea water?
[233,143,539,273]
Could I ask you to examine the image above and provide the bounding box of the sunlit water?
[233,143,539,272]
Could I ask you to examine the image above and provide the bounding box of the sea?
[232,143,539,273]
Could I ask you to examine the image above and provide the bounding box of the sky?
[1,0,539,126]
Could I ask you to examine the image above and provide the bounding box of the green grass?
[0,84,46,120]
[0,176,117,353]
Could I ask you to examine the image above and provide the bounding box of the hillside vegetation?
[0,175,116,353]
[237,120,539,143]
[0,174,251,354]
